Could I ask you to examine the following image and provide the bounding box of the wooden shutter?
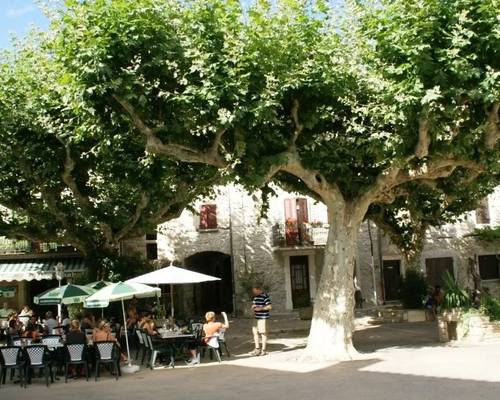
[284,199,297,221]
[200,204,217,229]
[296,198,309,224]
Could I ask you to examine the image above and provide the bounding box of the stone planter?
[438,310,491,343]
[441,308,462,322]
[406,309,426,322]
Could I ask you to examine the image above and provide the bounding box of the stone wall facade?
[122,185,500,315]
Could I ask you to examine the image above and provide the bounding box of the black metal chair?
[145,333,173,369]
[64,344,89,382]
[12,337,32,347]
[94,341,120,381]
[200,336,222,363]
[218,330,230,358]
[135,329,145,363]
[24,345,54,387]
[41,335,62,348]
[138,330,151,365]
[0,346,25,388]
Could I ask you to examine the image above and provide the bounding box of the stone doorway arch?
[184,251,233,315]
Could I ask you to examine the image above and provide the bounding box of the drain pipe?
[228,185,237,317]
[366,220,378,305]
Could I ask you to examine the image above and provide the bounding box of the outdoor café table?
[155,331,195,367]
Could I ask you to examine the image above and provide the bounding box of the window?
[475,197,490,224]
[146,232,157,241]
[199,204,217,230]
[425,257,454,286]
[478,255,499,280]
[146,243,158,260]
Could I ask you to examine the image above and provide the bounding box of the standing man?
[251,286,272,356]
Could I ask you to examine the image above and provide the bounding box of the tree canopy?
[0,42,220,258]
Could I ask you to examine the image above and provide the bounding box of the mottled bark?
[303,204,361,361]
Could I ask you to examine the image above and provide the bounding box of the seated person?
[66,319,87,378]
[81,313,95,331]
[44,311,59,334]
[7,319,19,336]
[126,301,138,329]
[139,314,157,336]
[66,320,87,345]
[18,305,33,327]
[202,311,229,345]
[93,320,127,362]
[61,311,71,332]
[187,311,229,365]
[23,315,42,341]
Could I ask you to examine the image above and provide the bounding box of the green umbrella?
[84,281,160,372]
[86,280,113,290]
[34,284,96,305]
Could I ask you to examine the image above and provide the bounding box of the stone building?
[122,185,500,317]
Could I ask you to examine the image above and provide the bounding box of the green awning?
[0,257,87,282]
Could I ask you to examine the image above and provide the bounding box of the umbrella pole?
[170,284,174,319]
[121,299,132,367]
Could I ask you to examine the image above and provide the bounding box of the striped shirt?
[252,292,271,319]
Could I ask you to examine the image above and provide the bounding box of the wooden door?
[383,260,401,301]
[425,257,454,286]
[289,256,311,308]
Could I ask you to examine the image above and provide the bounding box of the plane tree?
[47,0,499,359]
[0,44,220,276]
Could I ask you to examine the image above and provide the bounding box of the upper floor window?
[478,254,499,280]
[199,204,217,230]
[475,197,490,225]
[284,198,309,224]
[146,232,157,241]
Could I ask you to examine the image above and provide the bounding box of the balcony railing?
[0,238,65,255]
[272,222,329,247]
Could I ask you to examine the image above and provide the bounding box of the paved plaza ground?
[2,318,500,399]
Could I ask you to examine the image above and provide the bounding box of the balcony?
[0,238,72,255]
[272,222,329,247]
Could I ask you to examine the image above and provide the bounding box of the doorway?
[289,255,311,308]
[383,259,401,301]
[184,252,233,315]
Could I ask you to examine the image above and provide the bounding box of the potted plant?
[441,271,471,321]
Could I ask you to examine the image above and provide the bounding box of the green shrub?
[442,271,471,310]
[481,292,500,321]
[400,268,428,309]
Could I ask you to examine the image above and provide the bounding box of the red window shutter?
[284,199,297,221]
[200,204,217,229]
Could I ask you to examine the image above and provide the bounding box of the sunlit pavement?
[2,322,500,399]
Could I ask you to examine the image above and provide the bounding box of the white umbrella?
[84,281,160,373]
[127,265,221,318]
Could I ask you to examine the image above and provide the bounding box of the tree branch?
[56,136,94,209]
[281,150,343,207]
[115,192,150,241]
[415,117,430,158]
[113,96,228,167]
[290,98,303,145]
[484,102,500,149]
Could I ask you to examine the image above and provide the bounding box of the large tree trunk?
[303,205,361,361]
